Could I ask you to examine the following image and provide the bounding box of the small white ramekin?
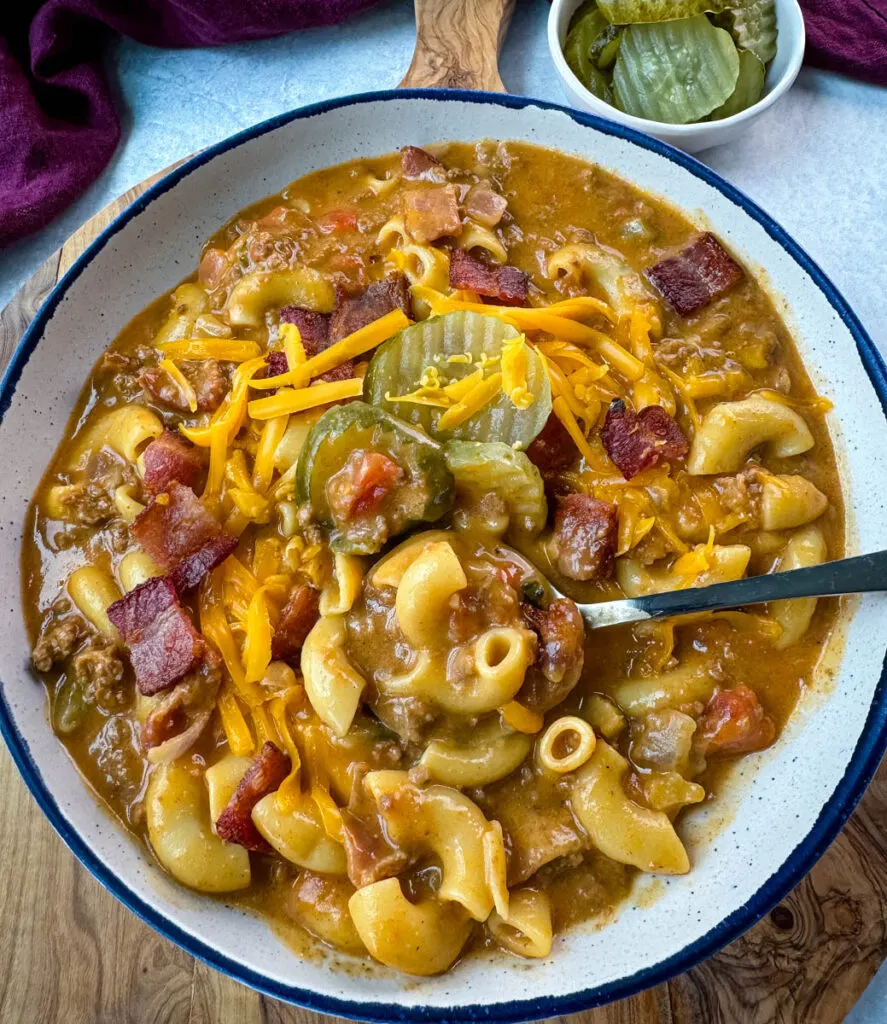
[548,0,806,153]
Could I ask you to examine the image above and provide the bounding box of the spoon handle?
[579,549,887,631]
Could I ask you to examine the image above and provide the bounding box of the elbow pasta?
[224,267,335,326]
[454,220,508,263]
[24,140,844,978]
[537,716,597,774]
[67,565,122,640]
[770,525,828,648]
[301,615,367,737]
[72,405,163,469]
[348,878,473,976]
[571,740,690,875]
[487,888,553,959]
[365,771,508,922]
[146,761,251,893]
[687,394,815,475]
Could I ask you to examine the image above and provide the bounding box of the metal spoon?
[540,550,887,631]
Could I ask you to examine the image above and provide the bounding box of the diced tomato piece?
[317,208,359,234]
[696,684,776,758]
[328,450,404,522]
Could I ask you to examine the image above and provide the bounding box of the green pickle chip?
[597,0,730,24]
[715,0,778,64]
[708,49,766,119]
[613,15,740,124]
[564,3,616,102]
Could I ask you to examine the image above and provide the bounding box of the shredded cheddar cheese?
[253,415,289,492]
[158,339,262,362]
[218,686,255,757]
[248,377,363,419]
[552,396,595,465]
[279,322,306,368]
[436,372,503,431]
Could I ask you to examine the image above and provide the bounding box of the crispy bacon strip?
[400,145,445,181]
[600,399,688,480]
[170,534,239,594]
[215,742,292,852]
[696,685,776,758]
[274,306,353,383]
[329,274,412,344]
[645,233,745,316]
[141,431,205,496]
[527,413,579,491]
[449,248,528,305]
[107,577,204,695]
[271,583,321,665]
[554,494,619,581]
[133,483,237,592]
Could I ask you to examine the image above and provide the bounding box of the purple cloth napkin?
[0,1,380,248]
[800,0,887,86]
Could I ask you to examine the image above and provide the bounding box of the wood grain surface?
[2,143,886,1024]
[400,0,515,91]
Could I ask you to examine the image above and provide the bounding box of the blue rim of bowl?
[2,88,886,1023]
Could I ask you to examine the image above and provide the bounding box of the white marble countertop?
[0,0,885,1017]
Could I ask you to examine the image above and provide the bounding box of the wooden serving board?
[2,2,886,1021]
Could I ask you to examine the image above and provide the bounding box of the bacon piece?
[107,577,204,696]
[464,185,508,227]
[400,145,445,181]
[215,742,292,852]
[133,483,236,592]
[142,649,222,751]
[133,483,221,570]
[518,598,585,713]
[601,399,688,480]
[169,533,238,593]
[329,274,412,344]
[341,809,411,888]
[327,450,404,523]
[645,233,745,316]
[141,431,205,496]
[271,583,321,665]
[527,413,577,477]
[696,684,776,758]
[279,306,331,349]
[554,494,619,581]
[274,307,357,384]
[403,185,462,244]
[449,248,528,305]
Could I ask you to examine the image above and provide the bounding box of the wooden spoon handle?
[399,0,516,92]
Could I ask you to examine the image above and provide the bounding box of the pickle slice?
[708,49,765,119]
[445,441,547,537]
[715,0,778,64]
[295,403,453,554]
[598,0,730,23]
[364,311,551,449]
[613,16,740,124]
[564,3,615,102]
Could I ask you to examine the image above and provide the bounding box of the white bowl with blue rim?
[548,0,806,153]
[1,90,885,1022]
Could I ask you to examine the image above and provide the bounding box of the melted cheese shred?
[248,377,363,419]
[158,339,262,362]
[250,308,410,391]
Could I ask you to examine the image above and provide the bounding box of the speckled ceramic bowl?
[1,92,885,1023]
